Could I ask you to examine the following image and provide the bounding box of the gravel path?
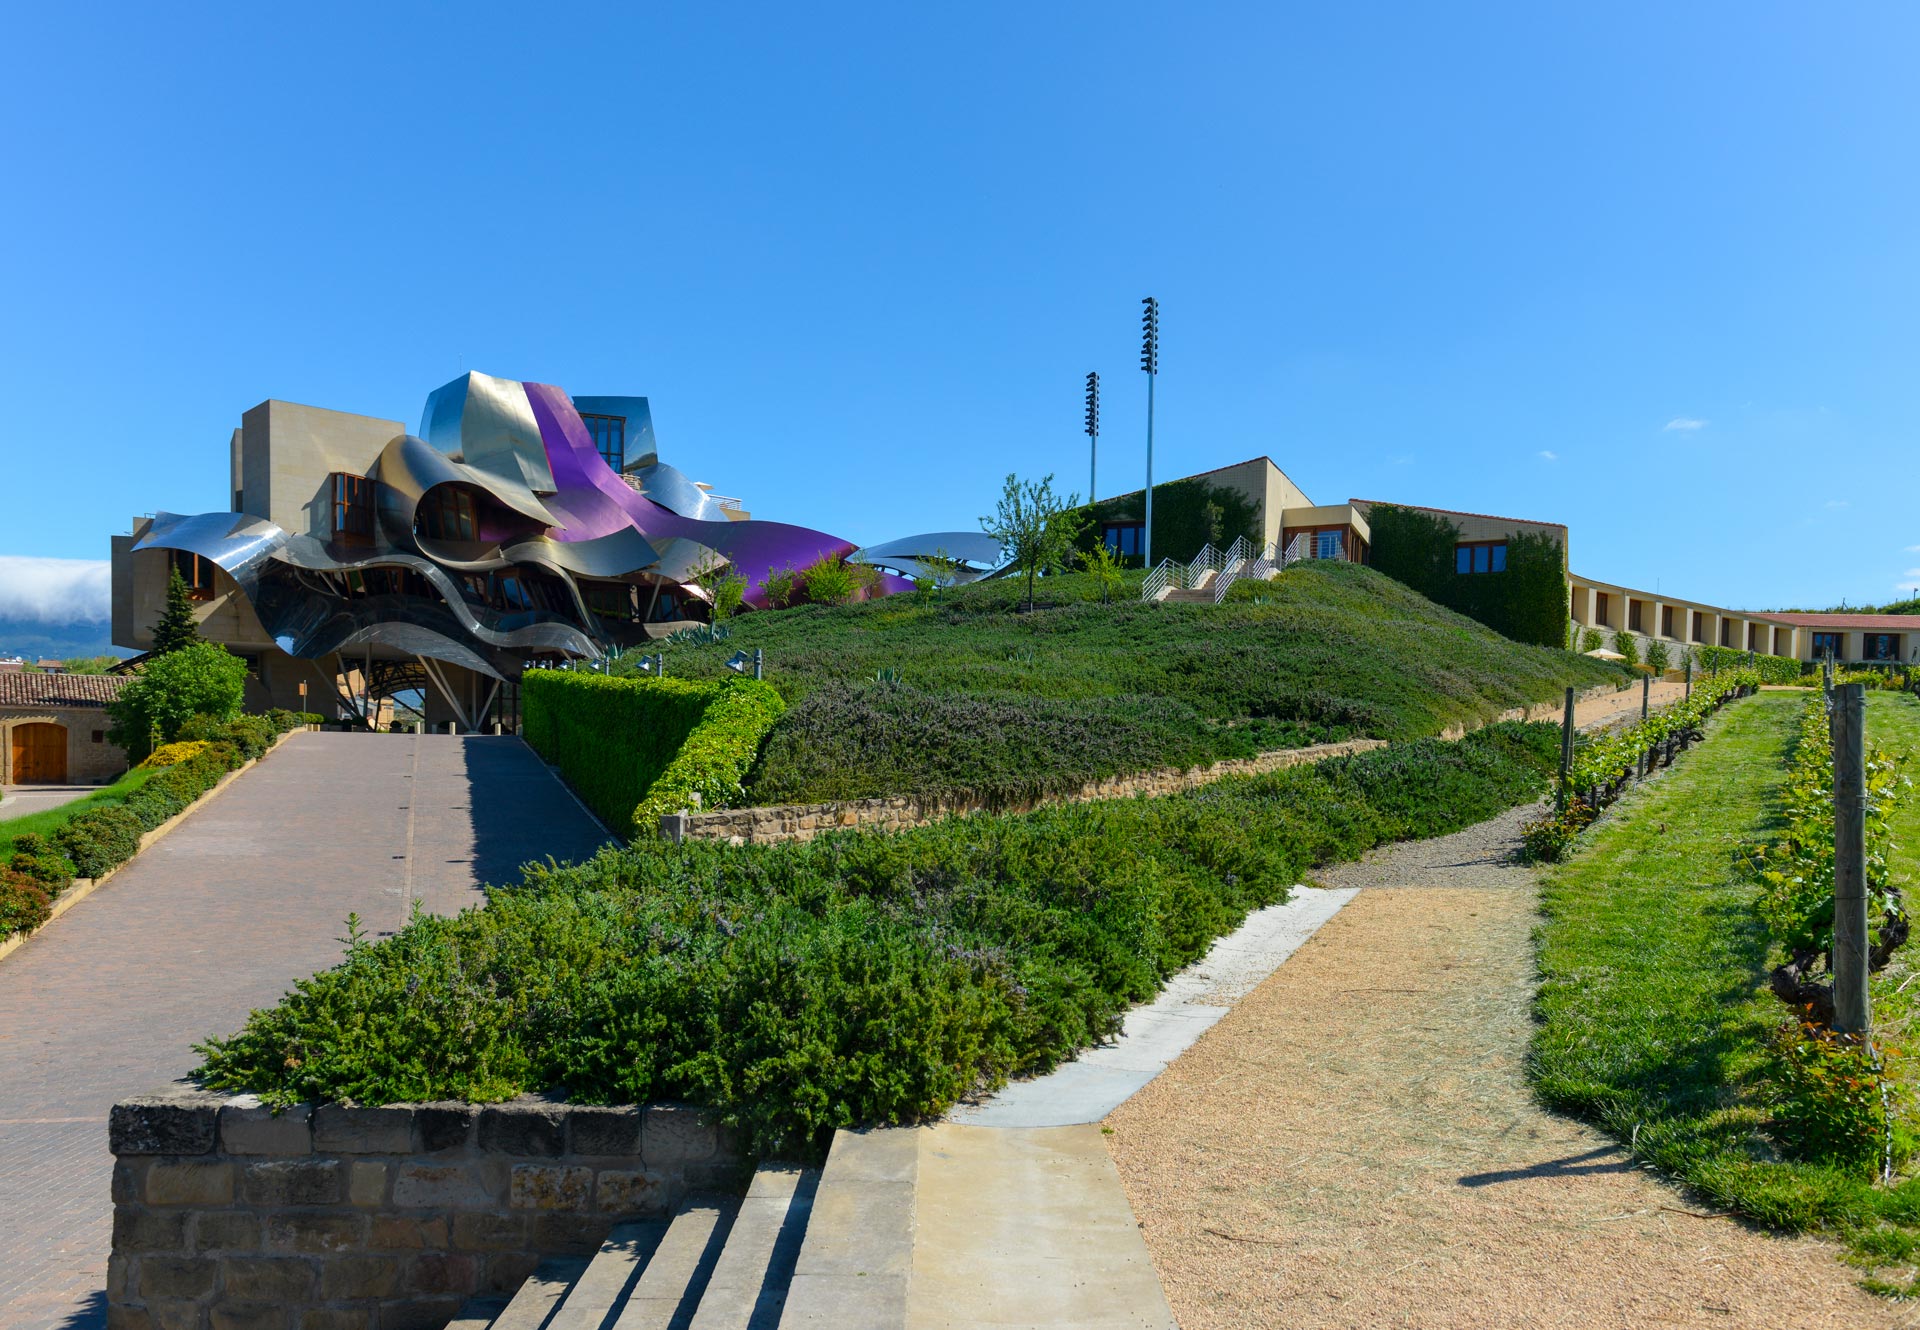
[1104,811,1903,1329]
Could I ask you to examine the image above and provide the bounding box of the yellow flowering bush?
[139,740,211,769]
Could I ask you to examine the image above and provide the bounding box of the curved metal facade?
[130,371,1005,683]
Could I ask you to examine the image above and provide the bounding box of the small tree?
[152,567,204,656]
[1645,638,1671,675]
[1579,627,1604,653]
[801,556,861,607]
[913,548,962,600]
[1079,539,1127,604]
[710,574,747,622]
[108,641,248,757]
[763,564,798,610]
[981,473,1084,612]
[1610,629,1640,669]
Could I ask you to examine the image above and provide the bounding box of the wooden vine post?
[1557,686,1575,812]
[1832,683,1870,1036]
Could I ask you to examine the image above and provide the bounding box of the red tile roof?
[1768,612,1920,631]
[0,672,130,708]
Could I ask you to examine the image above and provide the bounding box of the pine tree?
[152,566,204,656]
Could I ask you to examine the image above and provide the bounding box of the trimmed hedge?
[53,808,144,880]
[523,670,786,839]
[1694,644,1804,685]
[196,721,1559,1153]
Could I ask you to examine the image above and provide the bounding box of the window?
[1662,605,1675,637]
[330,473,375,542]
[171,550,217,601]
[1594,592,1611,627]
[1812,632,1842,659]
[1864,633,1901,661]
[92,730,104,744]
[418,487,478,542]
[1102,522,1144,559]
[1454,541,1506,574]
[1628,600,1643,632]
[1720,619,1732,646]
[1692,612,1708,643]
[580,413,625,472]
[1748,623,1760,650]
[1316,530,1345,560]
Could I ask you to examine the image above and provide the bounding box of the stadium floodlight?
[1084,371,1100,502]
[1140,297,1159,567]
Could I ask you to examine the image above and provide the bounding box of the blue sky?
[3,2,1915,618]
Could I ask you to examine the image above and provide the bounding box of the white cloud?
[1824,499,1849,510]
[1905,545,1920,553]
[1664,417,1707,431]
[1538,450,1559,461]
[0,556,111,623]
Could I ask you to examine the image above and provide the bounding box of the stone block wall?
[107,1085,745,1330]
[679,737,1391,845]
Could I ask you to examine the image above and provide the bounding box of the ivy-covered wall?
[1366,503,1568,648]
[1072,477,1263,567]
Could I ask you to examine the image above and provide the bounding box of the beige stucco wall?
[113,540,278,655]
[1,709,128,785]
[238,400,405,540]
[1569,573,1819,662]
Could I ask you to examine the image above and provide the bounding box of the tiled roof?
[1768,612,1920,631]
[0,672,130,708]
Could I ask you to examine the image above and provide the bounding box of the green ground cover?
[196,721,1560,1154]
[623,561,1624,805]
[0,767,155,865]
[1532,690,1920,1291]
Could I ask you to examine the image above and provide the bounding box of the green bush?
[0,871,52,938]
[120,742,239,832]
[196,723,1557,1153]
[8,834,75,898]
[524,671,786,839]
[1767,1022,1908,1172]
[107,641,248,757]
[52,806,145,880]
[1695,643,1802,684]
[180,712,275,760]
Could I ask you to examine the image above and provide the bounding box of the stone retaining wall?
[678,737,1391,845]
[107,1085,744,1330]
[1436,681,1624,741]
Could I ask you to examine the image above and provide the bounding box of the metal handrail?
[1141,557,1183,602]
[1214,551,1275,603]
[1185,543,1224,590]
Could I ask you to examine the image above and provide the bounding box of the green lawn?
[628,561,1627,804]
[1531,689,1920,1292]
[0,767,153,864]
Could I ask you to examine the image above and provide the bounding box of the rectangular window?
[1720,619,1732,646]
[1864,633,1900,661]
[580,413,625,472]
[1812,632,1843,659]
[1454,541,1506,574]
[171,550,217,601]
[1628,600,1643,632]
[1692,612,1708,643]
[92,730,104,744]
[1316,530,1345,560]
[1102,523,1144,559]
[1594,592,1610,626]
[330,473,375,542]
[419,488,478,543]
[1662,605,1675,637]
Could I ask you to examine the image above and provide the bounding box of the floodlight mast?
[1084,371,1100,504]
[1140,298,1159,568]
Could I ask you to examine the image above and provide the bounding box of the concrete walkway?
[0,785,103,821]
[0,733,611,1330]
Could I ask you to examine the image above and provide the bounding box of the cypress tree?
[152,566,204,656]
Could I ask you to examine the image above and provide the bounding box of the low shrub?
[140,740,211,769]
[1695,643,1803,685]
[632,678,787,831]
[52,807,145,880]
[265,708,322,733]
[8,833,76,898]
[0,871,52,938]
[1767,1022,1909,1173]
[180,712,276,760]
[197,723,1558,1153]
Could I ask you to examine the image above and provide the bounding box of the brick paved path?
[0,733,611,1329]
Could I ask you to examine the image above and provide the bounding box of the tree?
[981,473,1083,612]
[1645,638,1671,675]
[763,564,798,610]
[1079,539,1127,604]
[152,567,204,656]
[108,641,248,757]
[1609,629,1640,669]
[800,556,860,606]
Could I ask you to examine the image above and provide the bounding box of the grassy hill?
[616,561,1625,806]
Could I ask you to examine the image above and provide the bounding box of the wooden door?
[10,723,67,784]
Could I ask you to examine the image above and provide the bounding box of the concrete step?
[1162,588,1213,604]
[779,1128,918,1328]
[446,1298,510,1330]
[491,1256,591,1330]
[548,1220,670,1330]
[610,1193,739,1330]
[686,1163,819,1330]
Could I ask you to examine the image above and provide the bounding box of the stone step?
[779,1128,918,1329]
[548,1220,670,1330]
[1162,588,1213,603]
[610,1193,740,1330]
[491,1256,591,1330]
[446,1297,510,1330]
[685,1163,819,1330]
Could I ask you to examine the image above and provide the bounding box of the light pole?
[1140,297,1159,568]
[1084,371,1100,504]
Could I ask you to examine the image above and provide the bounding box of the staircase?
[449,1123,1169,1329]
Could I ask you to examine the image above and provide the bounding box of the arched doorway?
[9,722,68,784]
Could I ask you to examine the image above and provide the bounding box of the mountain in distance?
[0,615,129,662]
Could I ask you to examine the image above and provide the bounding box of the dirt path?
[1103,806,1903,1330]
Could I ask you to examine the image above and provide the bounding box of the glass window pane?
[1473,545,1490,574]
[1491,544,1506,572]
[1456,546,1471,575]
